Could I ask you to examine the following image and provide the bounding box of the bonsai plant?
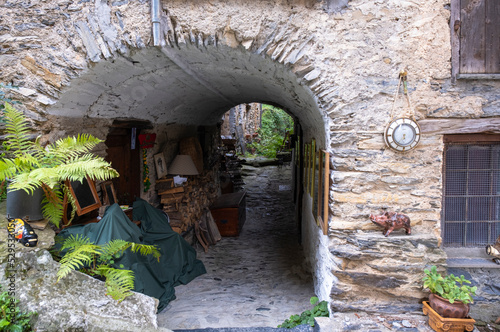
[422,265,477,319]
[0,102,119,226]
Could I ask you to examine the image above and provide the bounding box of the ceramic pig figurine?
[369,212,411,237]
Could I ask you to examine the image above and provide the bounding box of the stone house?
[0,0,499,324]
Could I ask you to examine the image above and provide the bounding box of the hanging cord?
[389,69,416,121]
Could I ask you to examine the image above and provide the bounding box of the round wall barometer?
[384,117,421,152]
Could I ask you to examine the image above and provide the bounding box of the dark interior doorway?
[105,127,141,205]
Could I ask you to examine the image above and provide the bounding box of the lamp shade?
[168,155,199,175]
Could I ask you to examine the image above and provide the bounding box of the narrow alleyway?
[157,164,315,330]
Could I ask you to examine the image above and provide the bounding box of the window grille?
[443,142,500,247]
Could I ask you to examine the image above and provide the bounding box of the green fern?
[129,242,161,261]
[2,102,34,159]
[57,234,101,281]
[56,235,161,302]
[96,266,135,302]
[0,102,119,227]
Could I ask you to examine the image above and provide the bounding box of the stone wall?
[447,267,500,323]
[221,103,261,139]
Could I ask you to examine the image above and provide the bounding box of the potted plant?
[422,265,477,332]
[0,102,119,226]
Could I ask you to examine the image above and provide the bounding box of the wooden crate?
[422,301,475,332]
[209,191,246,237]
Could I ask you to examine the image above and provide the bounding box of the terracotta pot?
[429,293,470,319]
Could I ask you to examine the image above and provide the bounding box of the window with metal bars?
[443,138,500,248]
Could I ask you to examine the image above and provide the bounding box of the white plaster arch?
[46,44,328,147]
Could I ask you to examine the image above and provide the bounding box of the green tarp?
[56,199,206,312]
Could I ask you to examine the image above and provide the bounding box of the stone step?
[173,325,313,332]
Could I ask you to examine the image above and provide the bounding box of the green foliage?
[278,296,329,328]
[0,102,119,226]
[0,285,37,332]
[56,234,161,302]
[0,84,21,202]
[247,105,294,158]
[0,83,20,116]
[423,265,477,305]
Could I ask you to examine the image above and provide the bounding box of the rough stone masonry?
[0,0,499,328]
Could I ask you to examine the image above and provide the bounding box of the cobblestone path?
[157,164,315,330]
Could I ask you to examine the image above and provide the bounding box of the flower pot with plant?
[422,265,477,319]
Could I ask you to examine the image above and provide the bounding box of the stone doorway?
[105,127,141,206]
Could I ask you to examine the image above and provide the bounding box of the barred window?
[443,136,500,247]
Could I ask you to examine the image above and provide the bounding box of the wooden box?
[210,191,246,237]
[422,301,475,332]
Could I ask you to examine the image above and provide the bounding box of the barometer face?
[384,118,421,152]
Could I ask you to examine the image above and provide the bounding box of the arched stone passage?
[2,2,336,320]
[45,45,326,146]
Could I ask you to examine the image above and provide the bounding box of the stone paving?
[157,164,316,330]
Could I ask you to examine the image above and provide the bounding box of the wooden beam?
[457,74,500,80]
[419,118,500,135]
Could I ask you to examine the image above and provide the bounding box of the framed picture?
[304,143,310,189]
[101,181,117,206]
[317,150,330,235]
[154,152,168,179]
[66,176,101,216]
[309,139,316,197]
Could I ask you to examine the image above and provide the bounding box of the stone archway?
[1,0,335,325]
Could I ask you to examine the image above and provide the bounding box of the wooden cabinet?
[210,192,246,237]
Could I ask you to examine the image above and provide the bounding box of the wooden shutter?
[452,0,500,78]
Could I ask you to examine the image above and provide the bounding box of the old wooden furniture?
[209,191,246,237]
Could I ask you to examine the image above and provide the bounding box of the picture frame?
[309,139,316,197]
[304,143,310,189]
[154,152,168,179]
[317,150,330,235]
[101,181,118,206]
[66,176,101,216]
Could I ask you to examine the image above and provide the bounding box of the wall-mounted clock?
[384,117,421,152]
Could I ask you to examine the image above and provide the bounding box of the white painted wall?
[301,193,336,313]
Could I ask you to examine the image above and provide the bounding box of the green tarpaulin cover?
[56,199,206,312]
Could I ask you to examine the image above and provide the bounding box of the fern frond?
[60,234,93,251]
[2,102,35,158]
[0,158,20,181]
[130,242,161,261]
[42,134,104,165]
[40,183,64,227]
[100,240,161,263]
[54,134,103,155]
[57,242,101,281]
[7,171,44,194]
[100,239,130,261]
[55,157,119,182]
[97,266,135,302]
[0,156,39,181]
